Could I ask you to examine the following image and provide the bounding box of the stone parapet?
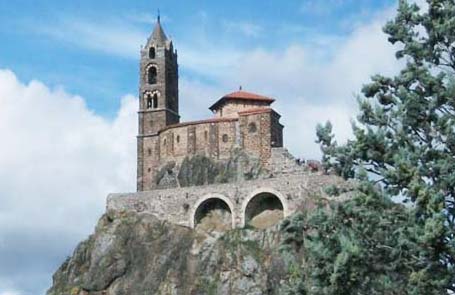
[108,172,352,229]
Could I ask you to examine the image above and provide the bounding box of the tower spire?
[149,10,167,46]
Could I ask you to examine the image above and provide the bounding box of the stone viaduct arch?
[191,193,236,229]
[241,188,289,228]
[108,174,349,230]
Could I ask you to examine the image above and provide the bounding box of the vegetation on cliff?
[313,0,455,293]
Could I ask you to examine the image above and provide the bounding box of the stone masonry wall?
[141,110,283,190]
[213,100,272,118]
[108,172,352,229]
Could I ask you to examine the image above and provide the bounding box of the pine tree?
[312,0,455,293]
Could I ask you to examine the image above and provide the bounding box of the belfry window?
[149,47,155,59]
[148,66,157,84]
[146,93,159,109]
[146,95,152,109]
[152,93,158,108]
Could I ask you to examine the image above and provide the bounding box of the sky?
[0,0,408,294]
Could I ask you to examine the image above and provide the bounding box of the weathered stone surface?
[47,210,302,295]
[153,148,265,189]
[108,171,354,229]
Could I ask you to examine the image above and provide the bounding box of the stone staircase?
[269,147,307,175]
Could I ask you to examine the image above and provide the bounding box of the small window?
[176,135,180,143]
[149,47,155,59]
[148,66,157,84]
[152,93,158,108]
[147,148,152,156]
[147,168,151,172]
[248,122,257,133]
[204,130,208,141]
[146,95,152,109]
[163,138,167,146]
[222,134,228,143]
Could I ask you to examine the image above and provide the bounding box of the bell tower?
[137,15,179,191]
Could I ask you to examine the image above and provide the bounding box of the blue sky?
[0,0,394,117]
[0,1,404,294]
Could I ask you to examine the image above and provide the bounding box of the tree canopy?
[300,0,455,294]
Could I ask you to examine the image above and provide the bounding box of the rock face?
[155,149,265,189]
[47,210,303,295]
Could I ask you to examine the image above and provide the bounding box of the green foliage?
[314,0,455,293]
[304,186,420,295]
[279,213,307,295]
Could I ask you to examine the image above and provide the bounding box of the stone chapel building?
[137,17,284,192]
[107,17,349,230]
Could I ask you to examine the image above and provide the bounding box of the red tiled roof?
[209,90,275,111]
[159,117,238,133]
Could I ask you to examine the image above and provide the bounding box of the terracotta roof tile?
[209,90,275,111]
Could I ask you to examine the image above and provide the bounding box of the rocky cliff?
[47,208,308,295]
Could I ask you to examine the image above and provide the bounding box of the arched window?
[148,66,157,84]
[222,134,228,143]
[152,93,158,108]
[149,47,155,59]
[248,122,257,133]
[146,95,153,109]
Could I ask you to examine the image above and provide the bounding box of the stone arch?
[146,65,157,84]
[144,90,160,109]
[191,193,235,229]
[241,188,289,228]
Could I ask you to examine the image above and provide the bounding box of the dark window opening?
[248,122,257,133]
[148,67,157,84]
[204,130,208,141]
[176,135,180,143]
[152,93,158,108]
[146,95,152,109]
[222,134,228,143]
[149,47,155,59]
[147,148,152,156]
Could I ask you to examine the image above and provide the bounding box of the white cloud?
[35,18,147,58]
[0,2,408,293]
[0,69,137,293]
[177,6,403,159]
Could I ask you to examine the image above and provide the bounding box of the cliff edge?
[47,208,308,295]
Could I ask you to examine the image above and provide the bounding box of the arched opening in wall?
[245,192,284,229]
[148,66,157,84]
[152,93,158,108]
[194,198,232,233]
[149,47,155,59]
[146,95,153,109]
[248,122,257,133]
